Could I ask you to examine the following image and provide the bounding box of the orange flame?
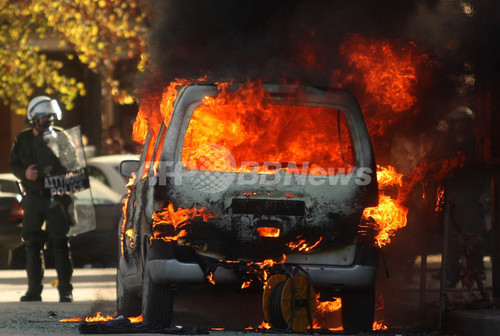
[84,312,115,322]
[120,195,131,256]
[60,313,143,324]
[120,174,137,256]
[256,227,280,238]
[316,297,342,314]
[312,296,343,331]
[435,184,445,212]
[257,321,272,329]
[312,296,388,331]
[373,320,388,330]
[60,312,113,323]
[362,165,408,247]
[338,34,432,137]
[133,79,196,144]
[128,315,143,323]
[241,281,252,289]
[125,229,134,248]
[152,202,214,242]
[364,156,463,247]
[287,236,323,252]
[376,165,403,189]
[206,273,216,285]
[131,35,443,256]
[181,81,354,175]
[364,194,408,247]
[59,317,83,322]
[243,255,287,287]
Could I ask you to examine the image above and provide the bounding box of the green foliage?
[0,0,149,115]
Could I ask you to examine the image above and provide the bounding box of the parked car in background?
[1,172,123,268]
[0,173,22,194]
[0,173,24,268]
[87,154,139,196]
[0,190,23,268]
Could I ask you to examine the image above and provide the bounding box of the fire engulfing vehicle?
[116,83,379,333]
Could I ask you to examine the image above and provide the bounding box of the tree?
[0,0,149,115]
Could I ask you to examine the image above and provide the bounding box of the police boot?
[21,237,44,302]
[52,238,73,302]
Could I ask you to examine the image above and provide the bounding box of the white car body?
[86,154,139,196]
[117,84,380,333]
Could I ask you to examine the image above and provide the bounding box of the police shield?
[42,125,96,236]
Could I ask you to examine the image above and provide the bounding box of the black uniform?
[10,127,73,302]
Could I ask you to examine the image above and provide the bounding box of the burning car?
[117,82,379,333]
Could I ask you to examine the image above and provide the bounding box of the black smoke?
[137,0,500,124]
[142,0,429,86]
[135,0,500,171]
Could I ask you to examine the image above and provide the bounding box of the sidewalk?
[0,268,116,302]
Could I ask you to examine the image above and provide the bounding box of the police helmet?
[26,96,62,123]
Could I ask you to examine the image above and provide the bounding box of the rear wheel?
[142,261,174,326]
[341,286,375,333]
[116,258,142,317]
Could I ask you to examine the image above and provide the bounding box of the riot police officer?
[9,96,74,302]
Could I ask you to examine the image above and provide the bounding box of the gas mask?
[40,117,54,131]
[35,115,57,142]
[42,126,57,143]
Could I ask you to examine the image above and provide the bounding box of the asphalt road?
[0,268,275,335]
[0,257,489,335]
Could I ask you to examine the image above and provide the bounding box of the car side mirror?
[120,160,140,178]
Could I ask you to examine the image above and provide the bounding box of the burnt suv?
[117,83,379,333]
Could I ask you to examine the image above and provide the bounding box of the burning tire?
[142,262,174,327]
[116,258,141,317]
[341,286,375,333]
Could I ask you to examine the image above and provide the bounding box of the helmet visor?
[49,99,62,120]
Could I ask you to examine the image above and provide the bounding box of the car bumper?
[147,258,377,288]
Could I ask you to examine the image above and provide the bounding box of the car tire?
[142,261,174,327]
[116,258,142,317]
[341,286,375,333]
[0,248,12,269]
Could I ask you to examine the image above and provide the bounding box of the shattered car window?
[182,104,355,175]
